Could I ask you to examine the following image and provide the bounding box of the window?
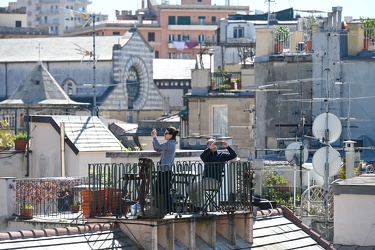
[233,27,244,38]
[148,32,155,42]
[198,16,205,25]
[126,66,140,109]
[155,51,159,58]
[198,34,205,43]
[62,79,77,95]
[178,34,190,41]
[211,105,228,136]
[211,35,216,43]
[15,21,21,27]
[113,31,120,35]
[168,34,175,43]
[198,0,202,2]
[177,16,191,25]
[168,16,176,25]
[211,16,216,24]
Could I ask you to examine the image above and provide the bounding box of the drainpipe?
[198,99,201,134]
[26,107,30,177]
[61,122,66,177]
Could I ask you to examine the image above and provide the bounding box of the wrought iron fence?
[87,159,254,219]
[364,27,375,51]
[13,177,87,221]
[13,160,254,220]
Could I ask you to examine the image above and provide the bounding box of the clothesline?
[173,41,200,51]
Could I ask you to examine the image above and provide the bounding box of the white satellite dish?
[312,112,342,144]
[285,142,308,164]
[312,146,341,177]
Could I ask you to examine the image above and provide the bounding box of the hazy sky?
[0,0,373,20]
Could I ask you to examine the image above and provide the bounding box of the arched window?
[126,66,140,109]
[62,79,77,96]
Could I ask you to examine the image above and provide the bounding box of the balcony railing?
[364,27,375,51]
[87,159,254,219]
[13,160,254,220]
[211,71,241,91]
[14,177,87,221]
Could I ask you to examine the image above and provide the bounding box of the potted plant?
[0,120,13,151]
[361,17,375,50]
[274,26,290,54]
[301,15,320,52]
[218,83,231,91]
[211,77,216,90]
[71,201,81,213]
[13,131,27,150]
[20,203,33,219]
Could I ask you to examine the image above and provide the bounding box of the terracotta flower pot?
[71,205,80,213]
[14,140,27,150]
[20,208,33,219]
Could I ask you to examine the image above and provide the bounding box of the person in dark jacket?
[151,126,179,216]
[187,138,237,210]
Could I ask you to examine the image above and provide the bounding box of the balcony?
[364,27,375,51]
[13,177,87,221]
[211,71,242,91]
[13,160,254,220]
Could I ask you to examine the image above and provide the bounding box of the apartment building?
[64,0,250,59]
[7,0,107,35]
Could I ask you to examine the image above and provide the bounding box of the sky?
[0,0,374,21]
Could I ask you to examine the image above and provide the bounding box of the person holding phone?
[151,126,179,217]
[187,138,237,212]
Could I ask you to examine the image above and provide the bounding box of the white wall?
[334,193,375,245]
[0,14,27,27]
[30,122,62,177]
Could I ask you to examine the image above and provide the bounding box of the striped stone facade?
[100,30,164,122]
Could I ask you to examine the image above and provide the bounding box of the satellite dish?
[285,142,308,164]
[312,146,341,177]
[312,112,342,144]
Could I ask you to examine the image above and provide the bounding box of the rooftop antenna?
[62,7,98,116]
[265,0,276,27]
[35,43,43,61]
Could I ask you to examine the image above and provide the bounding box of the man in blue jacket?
[187,139,237,211]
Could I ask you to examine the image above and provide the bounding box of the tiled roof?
[0,207,335,249]
[0,223,139,249]
[0,61,87,107]
[252,206,334,250]
[0,36,127,62]
[30,115,125,153]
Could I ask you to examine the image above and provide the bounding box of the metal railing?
[273,31,291,54]
[364,27,375,51]
[14,177,87,221]
[211,71,241,91]
[13,160,254,220]
[87,159,254,219]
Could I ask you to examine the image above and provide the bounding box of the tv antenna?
[265,0,276,27]
[61,7,98,116]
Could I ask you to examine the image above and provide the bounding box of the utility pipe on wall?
[60,122,66,177]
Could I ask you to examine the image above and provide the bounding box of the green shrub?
[14,132,27,141]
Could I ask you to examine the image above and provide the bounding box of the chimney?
[344,140,356,179]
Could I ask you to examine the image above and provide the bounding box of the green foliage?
[14,131,27,141]
[301,15,320,40]
[218,83,231,91]
[23,203,33,209]
[361,17,375,39]
[263,167,294,207]
[274,26,290,43]
[0,120,13,150]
